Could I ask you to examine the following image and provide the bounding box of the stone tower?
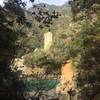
[44,32,53,51]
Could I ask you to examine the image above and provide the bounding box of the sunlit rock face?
[56,60,77,94]
[11,57,46,77]
[11,58,33,76]
[44,32,53,51]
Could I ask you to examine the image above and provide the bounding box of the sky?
[0,0,4,6]
[24,0,69,8]
[0,0,69,8]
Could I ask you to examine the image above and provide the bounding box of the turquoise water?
[24,79,59,92]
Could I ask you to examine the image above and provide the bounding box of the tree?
[69,0,100,21]
[0,0,60,99]
[69,0,100,99]
[0,0,32,98]
[27,4,60,28]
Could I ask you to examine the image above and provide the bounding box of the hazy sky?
[0,0,69,8]
[0,0,4,6]
[34,0,69,5]
[24,0,69,8]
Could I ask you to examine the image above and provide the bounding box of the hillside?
[28,2,72,16]
[0,0,100,100]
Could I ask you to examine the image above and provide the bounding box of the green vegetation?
[0,0,59,99]
[69,0,100,99]
[0,0,100,99]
